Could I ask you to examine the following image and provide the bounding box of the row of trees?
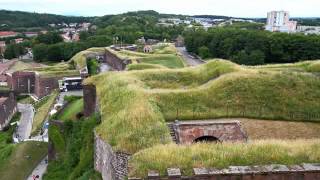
[32,35,113,62]
[184,28,320,65]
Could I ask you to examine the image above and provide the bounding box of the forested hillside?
[0,10,92,30]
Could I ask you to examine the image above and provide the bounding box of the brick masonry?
[83,84,97,117]
[0,91,17,130]
[94,132,131,180]
[6,71,35,94]
[104,49,131,71]
[172,120,247,144]
[130,164,320,180]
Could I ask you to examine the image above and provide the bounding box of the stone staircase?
[167,123,178,143]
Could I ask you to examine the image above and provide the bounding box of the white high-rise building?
[265,11,297,33]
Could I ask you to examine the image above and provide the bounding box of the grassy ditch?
[129,139,320,177]
[56,97,84,121]
[44,115,102,180]
[31,91,59,136]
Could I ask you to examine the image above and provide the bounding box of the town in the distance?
[0,7,320,180]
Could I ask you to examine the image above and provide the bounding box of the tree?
[35,31,63,45]
[47,44,63,61]
[33,43,48,62]
[198,46,211,59]
[4,44,25,59]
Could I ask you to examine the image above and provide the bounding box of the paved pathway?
[27,156,48,180]
[57,90,83,105]
[16,103,34,141]
[177,47,204,66]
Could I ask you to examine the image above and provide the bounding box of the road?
[177,47,204,66]
[27,156,48,180]
[16,103,34,141]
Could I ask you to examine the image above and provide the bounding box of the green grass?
[129,139,320,177]
[32,91,59,136]
[57,98,84,121]
[17,95,35,104]
[127,63,168,71]
[85,59,320,154]
[44,115,102,180]
[0,142,48,180]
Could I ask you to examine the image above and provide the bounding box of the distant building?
[175,35,185,47]
[297,26,320,35]
[0,31,18,38]
[265,11,297,33]
[14,38,24,44]
[24,32,38,38]
[143,45,153,53]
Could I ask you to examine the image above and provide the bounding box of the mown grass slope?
[0,142,48,180]
[85,59,320,154]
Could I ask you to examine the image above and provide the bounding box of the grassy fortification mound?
[85,59,320,154]
[70,44,186,70]
[129,139,320,177]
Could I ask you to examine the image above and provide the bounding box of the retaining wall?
[95,132,130,180]
[130,164,320,180]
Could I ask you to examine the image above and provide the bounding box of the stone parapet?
[129,163,320,180]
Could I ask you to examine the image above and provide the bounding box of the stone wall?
[34,75,60,99]
[104,49,130,71]
[83,84,97,117]
[130,164,320,180]
[94,132,131,180]
[173,120,247,144]
[6,71,35,94]
[0,91,17,130]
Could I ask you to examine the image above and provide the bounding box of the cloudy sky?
[0,0,319,17]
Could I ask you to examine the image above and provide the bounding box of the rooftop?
[0,97,8,104]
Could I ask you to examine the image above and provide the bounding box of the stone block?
[148,170,160,179]
[167,168,181,178]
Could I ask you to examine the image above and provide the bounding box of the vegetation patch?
[44,115,102,180]
[32,91,58,136]
[56,98,84,121]
[0,142,48,180]
[0,113,46,180]
[127,63,168,71]
[129,140,320,177]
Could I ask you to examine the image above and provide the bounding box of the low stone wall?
[130,164,320,180]
[94,132,131,180]
[104,49,130,71]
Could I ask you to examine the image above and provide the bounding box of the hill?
[0,10,92,30]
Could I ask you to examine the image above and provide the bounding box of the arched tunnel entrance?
[194,136,220,143]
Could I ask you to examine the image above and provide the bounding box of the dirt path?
[176,47,204,66]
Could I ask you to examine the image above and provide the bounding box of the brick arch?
[193,135,220,143]
[172,120,247,144]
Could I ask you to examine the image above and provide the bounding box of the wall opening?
[194,136,220,143]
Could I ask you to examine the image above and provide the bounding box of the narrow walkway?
[27,156,48,180]
[16,103,34,141]
[176,47,204,66]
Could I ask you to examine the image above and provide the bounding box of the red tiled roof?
[0,31,17,37]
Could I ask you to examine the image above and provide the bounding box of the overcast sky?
[0,0,319,17]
